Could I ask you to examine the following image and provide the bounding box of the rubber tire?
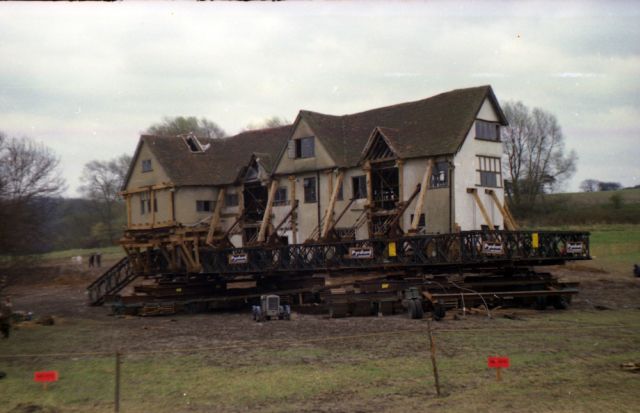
[407,299,417,319]
[433,303,446,321]
[552,296,569,310]
[414,300,424,319]
[534,296,548,311]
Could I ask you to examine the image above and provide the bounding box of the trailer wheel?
[432,303,446,321]
[552,296,569,310]
[414,300,424,319]
[534,296,548,310]
[407,299,417,319]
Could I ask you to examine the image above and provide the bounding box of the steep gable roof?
[123,125,292,190]
[298,85,507,167]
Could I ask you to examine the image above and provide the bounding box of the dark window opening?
[140,193,151,215]
[225,193,239,207]
[243,183,268,221]
[475,120,500,141]
[371,165,399,210]
[295,136,315,158]
[336,181,344,201]
[303,177,317,203]
[196,200,214,212]
[274,187,288,206]
[430,161,449,188]
[366,134,396,160]
[141,159,152,173]
[183,135,204,152]
[352,175,367,200]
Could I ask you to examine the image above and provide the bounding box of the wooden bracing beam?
[485,189,518,230]
[503,201,518,230]
[321,171,345,239]
[206,188,226,245]
[410,159,434,232]
[467,188,494,229]
[267,200,299,244]
[257,180,279,243]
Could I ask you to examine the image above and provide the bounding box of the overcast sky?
[1,1,638,196]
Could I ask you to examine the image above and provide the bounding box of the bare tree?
[579,179,599,192]
[243,116,290,131]
[79,154,132,244]
[0,134,65,258]
[502,102,577,211]
[146,116,227,139]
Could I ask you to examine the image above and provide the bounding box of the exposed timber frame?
[206,187,226,245]
[410,159,434,233]
[257,180,279,243]
[321,170,345,239]
[467,188,494,228]
[485,189,517,230]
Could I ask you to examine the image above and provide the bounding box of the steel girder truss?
[199,230,590,277]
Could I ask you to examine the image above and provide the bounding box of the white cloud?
[0,1,638,195]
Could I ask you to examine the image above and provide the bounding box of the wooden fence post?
[427,320,441,397]
[115,351,121,413]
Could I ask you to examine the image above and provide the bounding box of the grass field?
[521,188,640,226]
[2,206,638,411]
[1,310,639,413]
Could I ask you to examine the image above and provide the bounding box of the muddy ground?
[4,258,640,354]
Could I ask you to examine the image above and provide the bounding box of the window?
[142,159,152,173]
[225,193,239,207]
[196,200,214,212]
[183,135,203,152]
[303,177,317,203]
[475,120,500,141]
[140,192,151,215]
[336,181,344,201]
[274,187,288,206]
[477,156,502,188]
[295,136,315,158]
[430,161,449,188]
[352,175,367,199]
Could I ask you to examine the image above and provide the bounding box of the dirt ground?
[2,257,640,413]
[4,257,640,354]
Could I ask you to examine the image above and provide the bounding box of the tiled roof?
[299,85,507,167]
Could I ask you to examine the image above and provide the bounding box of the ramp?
[87,257,137,306]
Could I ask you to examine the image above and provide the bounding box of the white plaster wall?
[274,118,337,175]
[126,142,171,190]
[174,186,219,226]
[453,98,505,230]
[401,158,452,234]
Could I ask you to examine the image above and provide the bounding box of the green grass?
[521,188,640,226]
[1,311,639,412]
[38,245,124,262]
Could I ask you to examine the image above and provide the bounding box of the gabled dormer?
[360,127,400,163]
[274,111,339,175]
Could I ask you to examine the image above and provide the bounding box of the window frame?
[224,193,239,207]
[196,200,214,213]
[295,136,315,159]
[352,175,367,200]
[303,177,317,203]
[475,120,501,142]
[430,161,449,188]
[273,187,289,206]
[141,159,152,173]
[476,155,503,188]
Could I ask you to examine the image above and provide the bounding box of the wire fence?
[1,321,638,413]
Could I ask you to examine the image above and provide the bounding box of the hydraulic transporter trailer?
[88,230,590,318]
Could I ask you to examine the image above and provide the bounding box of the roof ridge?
[300,85,491,119]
